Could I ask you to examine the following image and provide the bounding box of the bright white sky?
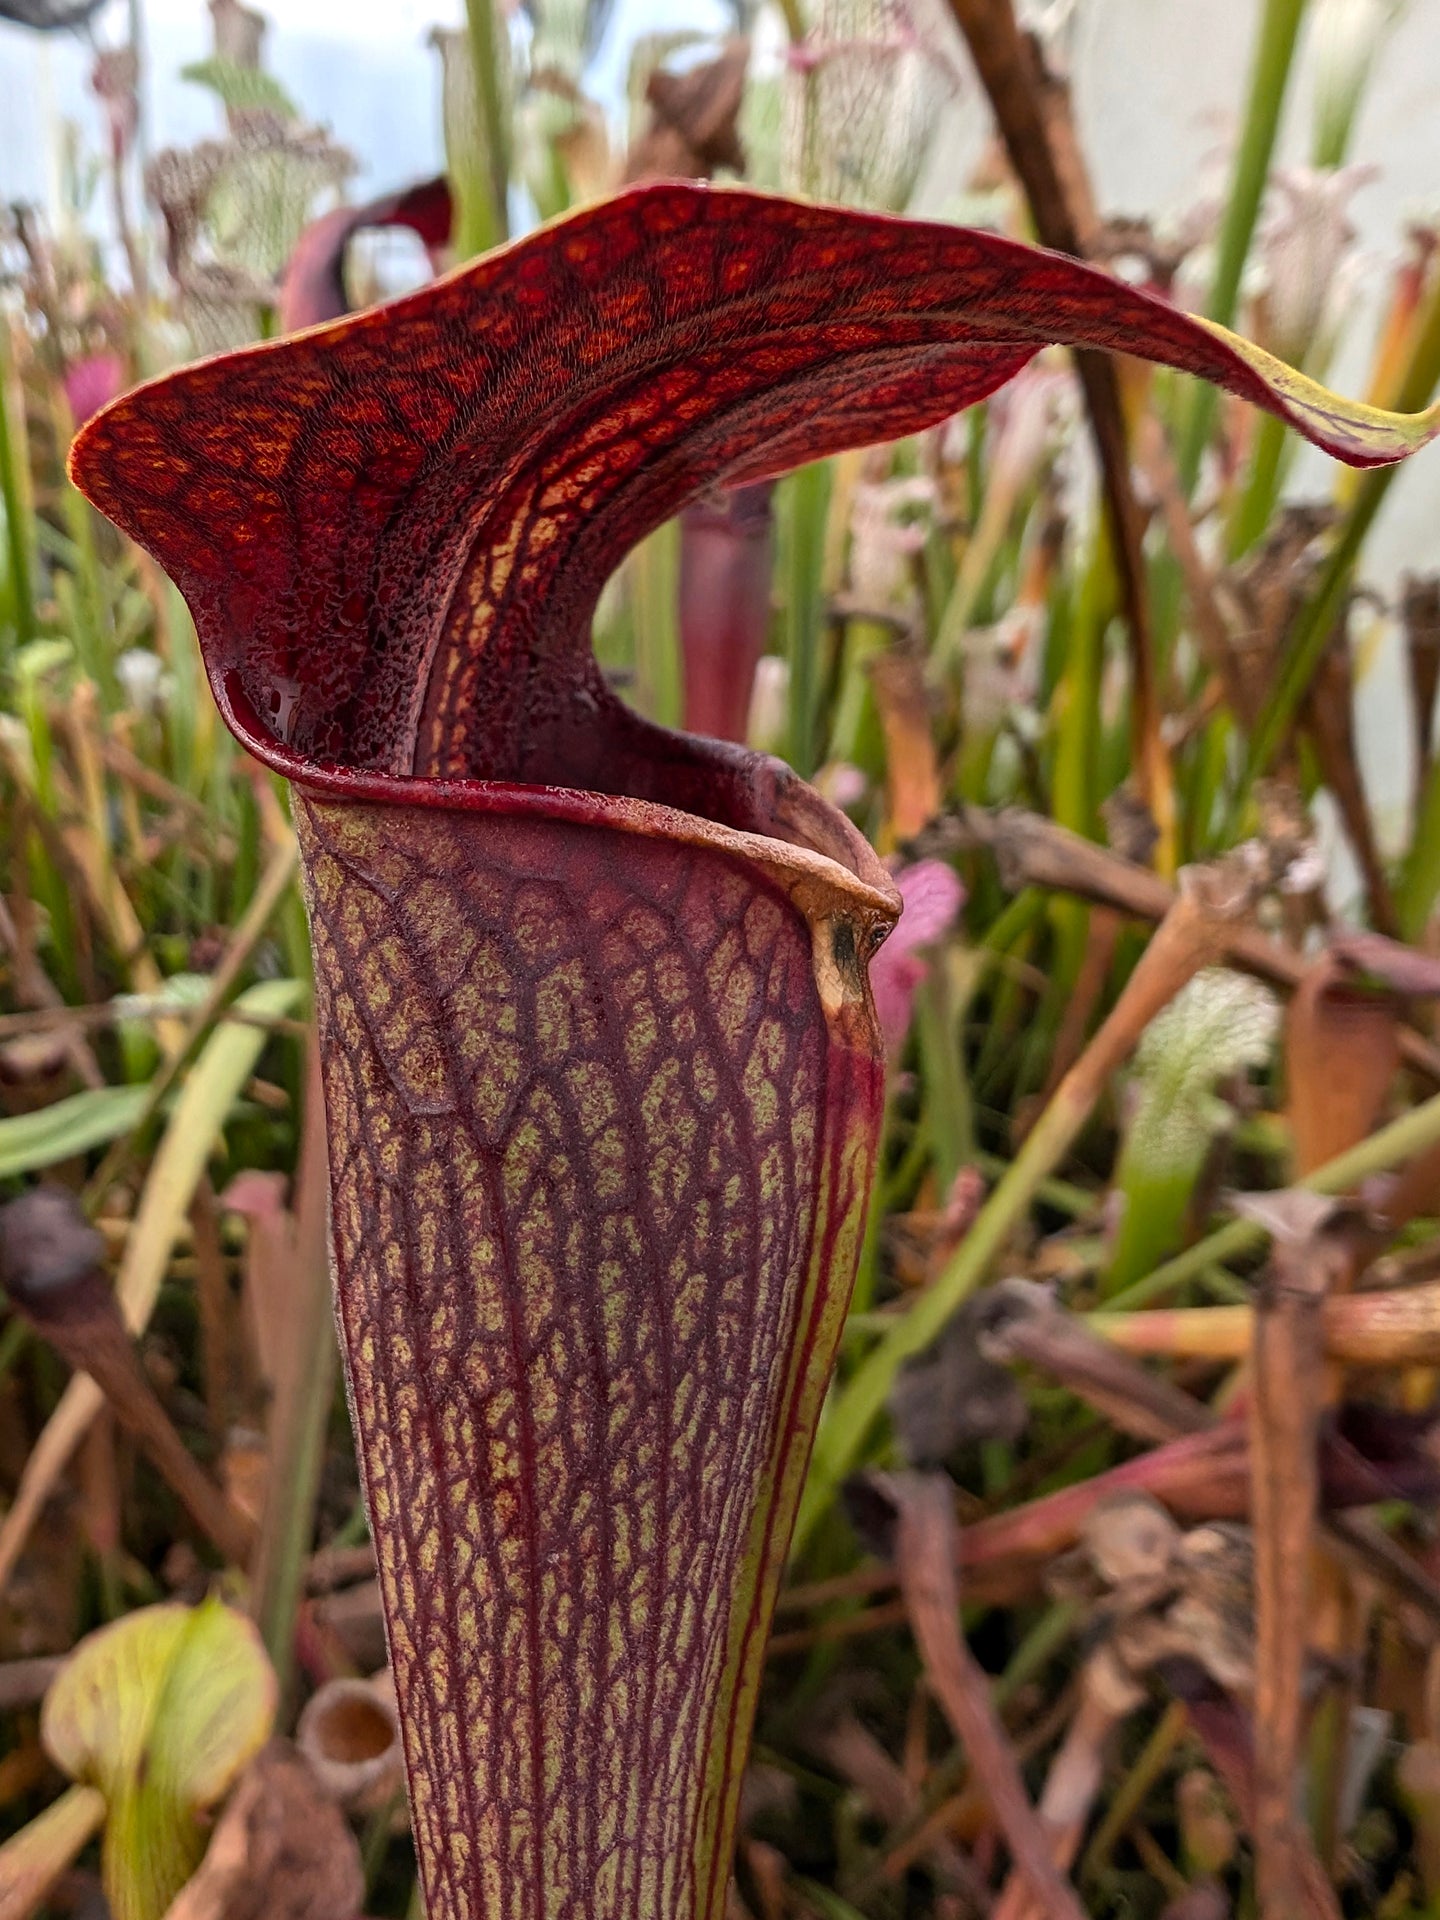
[213,0,468,34]
[0,0,730,204]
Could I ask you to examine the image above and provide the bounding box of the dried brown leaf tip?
[624,42,750,182]
[0,1189,255,1568]
[1286,958,1399,1175]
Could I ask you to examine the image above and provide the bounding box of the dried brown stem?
[1092,1281,1440,1366]
[1137,416,1251,719]
[304,1542,378,1595]
[993,1653,1141,1920]
[91,730,239,855]
[915,803,1440,1079]
[879,1471,1090,1920]
[978,1281,1213,1444]
[0,1189,256,1567]
[802,1712,981,1902]
[0,871,103,1092]
[765,1600,909,1657]
[1248,1222,1345,1920]
[1053,864,1247,1118]
[1031,906,1121,1113]
[1302,635,1400,938]
[1286,957,1401,1182]
[944,0,1166,843]
[0,1655,65,1714]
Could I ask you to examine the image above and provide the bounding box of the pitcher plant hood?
[70,182,1440,1920]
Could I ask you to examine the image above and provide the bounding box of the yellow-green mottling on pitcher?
[70,181,1440,1917]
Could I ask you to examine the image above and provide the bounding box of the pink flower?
[871,858,965,1057]
[63,353,126,430]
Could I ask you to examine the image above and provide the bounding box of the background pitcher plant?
[68,182,1440,1920]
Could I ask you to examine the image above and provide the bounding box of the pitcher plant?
[70,182,1440,1920]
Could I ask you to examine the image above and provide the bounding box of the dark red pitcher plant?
[71,183,1439,1920]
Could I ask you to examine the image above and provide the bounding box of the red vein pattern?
[67,181,1440,1920]
[72,184,1436,813]
[298,791,883,1917]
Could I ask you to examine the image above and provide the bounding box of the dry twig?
[872,1470,1089,1920]
[944,0,1168,844]
[1246,1199,1346,1920]
[913,803,1440,1080]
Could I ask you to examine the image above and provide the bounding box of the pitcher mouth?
[222,666,901,940]
[70,181,1440,971]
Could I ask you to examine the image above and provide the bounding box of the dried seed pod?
[295,1673,404,1813]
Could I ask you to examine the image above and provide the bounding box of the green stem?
[1177,0,1311,493]
[84,840,299,1209]
[917,966,972,1196]
[458,0,511,258]
[0,1783,107,1912]
[972,1151,1096,1220]
[1227,409,1289,559]
[1105,1084,1440,1312]
[796,1068,1096,1554]
[978,887,1042,950]
[1080,1699,1189,1884]
[1311,6,1392,169]
[1225,0,1392,559]
[253,1052,337,1696]
[827,616,886,769]
[1051,529,1109,842]
[1045,530,1108,1014]
[773,0,805,44]
[783,461,831,780]
[629,519,682,730]
[1241,264,1440,796]
[0,324,36,655]
[1400,744,1440,939]
[847,1093,891,1322]
[0,1317,28,1382]
[63,480,118,703]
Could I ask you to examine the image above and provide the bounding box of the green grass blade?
[782,461,832,780]
[1242,265,1440,797]
[1399,746,1440,938]
[0,1084,150,1180]
[456,0,512,258]
[0,324,36,655]
[629,518,682,730]
[1177,0,1311,491]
